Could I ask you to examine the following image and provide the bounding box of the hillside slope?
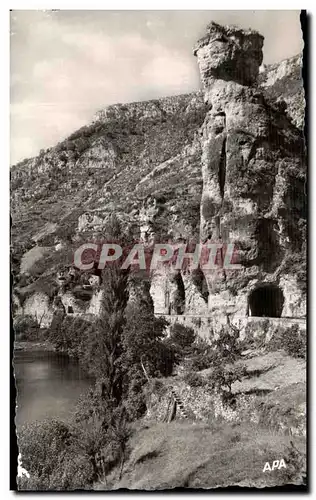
[11,54,304,251]
[259,55,305,129]
[11,92,207,252]
[98,420,305,490]
[10,52,305,317]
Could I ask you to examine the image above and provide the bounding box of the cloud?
[10,10,303,165]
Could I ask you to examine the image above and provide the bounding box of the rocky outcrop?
[77,212,105,233]
[86,289,103,316]
[139,197,159,244]
[11,91,206,252]
[194,22,306,323]
[193,22,264,88]
[20,246,51,275]
[22,292,54,328]
[259,54,305,129]
[10,21,306,336]
[93,92,206,124]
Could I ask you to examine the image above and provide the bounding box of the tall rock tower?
[194,22,306,322]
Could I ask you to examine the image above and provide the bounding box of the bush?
[17,403,132,491]
[73,395,131,482]
[48,314,90,358]
[169,323,196,349]
[241,323,306,360]
[166,324,198,367]
[209,365,247,394]
[213,323,243,363]
[122,304,173,379]
[286,330,306,359]
[183,371,205,388]
[17,419,73,489]
[184,338,216,371]
[13,315,39,341]
[205,323,247,406]
[269,324,306,359]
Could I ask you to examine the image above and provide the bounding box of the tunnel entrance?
[248,284,284,318]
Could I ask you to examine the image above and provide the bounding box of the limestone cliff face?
[11,22,306,331]
[194,22,264,88]
[194,22,306,321]
[259,54,305,129]
[11,92,206,250]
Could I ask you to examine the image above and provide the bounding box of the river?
[13,350,94,427]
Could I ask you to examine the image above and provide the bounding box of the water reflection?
[13,350,93,427]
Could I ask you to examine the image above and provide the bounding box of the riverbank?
[14,348,94,427]
[14,340,56,352]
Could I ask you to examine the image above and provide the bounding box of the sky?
[10,10,303,165]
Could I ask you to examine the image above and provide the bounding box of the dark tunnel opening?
[248,284,284,318]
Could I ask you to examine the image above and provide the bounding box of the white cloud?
[10,10,303,165]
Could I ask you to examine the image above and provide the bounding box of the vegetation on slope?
[17,293,307,490]
[101,420,305,490]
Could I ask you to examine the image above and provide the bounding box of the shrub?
[209,365,247,394]
[212,323,243,364]
[73,395,131,482]
[185,338,217,371]
[18,402,132,490]
[17,419,73,489]
[48,314,90,358]
[169,323,196,349]
[13,315,39,341]
[122,304,173,379]
[206,323,247,406]
[286,330,306,359]
[268,324,306,359]
[183,371,205,388]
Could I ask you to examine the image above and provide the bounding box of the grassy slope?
[95,346,306,490]
[233,351,306,392]
[99,420,305,490]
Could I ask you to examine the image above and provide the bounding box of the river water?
[13,350,93,427]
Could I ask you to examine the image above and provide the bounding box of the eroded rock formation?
[11,21,306,336]
[194,22,306,323]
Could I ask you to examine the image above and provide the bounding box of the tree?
[16,416,115,490]
[164,323,197,367]
[48,314,91,358]
[83,214,130,406]
[104,213,124,241]
[84,263,129,405]
[13,315,39,341]
[209,364,246,405]
[121,303,170,378]
[72,389,131,482]
[169,323,196,350]
[17,419,84,490]
[119,300,173,420]
[208,321,247,406]
[212,321,243,364]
